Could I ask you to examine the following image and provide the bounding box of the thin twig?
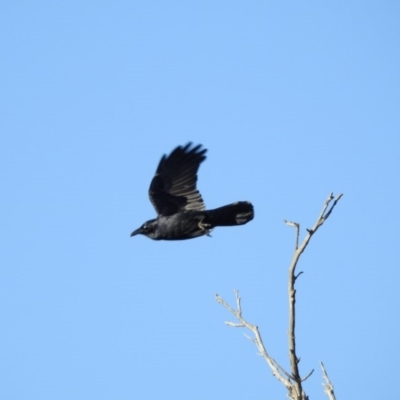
[284,220,300,250]
[321,362,336,400]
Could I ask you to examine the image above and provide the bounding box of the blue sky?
[1,2,399,399]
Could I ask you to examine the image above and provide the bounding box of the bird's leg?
[197,216,212,236]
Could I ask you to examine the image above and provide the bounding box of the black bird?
[130,143,254,240]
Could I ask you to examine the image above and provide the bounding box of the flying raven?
[130,143,254,240]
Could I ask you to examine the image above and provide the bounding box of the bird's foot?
[198,219,212,236]
[198,220,211,230]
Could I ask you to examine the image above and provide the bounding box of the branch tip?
[320,362,336,400]
[301,368,314,382]
[295,271,304,280]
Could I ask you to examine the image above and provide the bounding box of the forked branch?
[285,193,343,398]
[216,193,343,400]
[216,291,293,390]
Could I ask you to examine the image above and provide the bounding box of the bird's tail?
[206,201,254,227]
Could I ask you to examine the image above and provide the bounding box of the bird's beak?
[130,227,142,237]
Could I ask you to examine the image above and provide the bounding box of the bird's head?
[130,219,159,240]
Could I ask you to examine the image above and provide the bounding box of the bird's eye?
[143,224,147,229]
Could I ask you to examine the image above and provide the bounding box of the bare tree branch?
[321,362,336,400]
[215,291,293,389]
[286,193,342,399]
[216,193,343,399]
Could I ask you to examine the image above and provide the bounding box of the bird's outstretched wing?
[149,143,207,216]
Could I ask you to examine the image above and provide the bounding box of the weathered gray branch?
[285,193,343,399]
[216,193,343,400]
[321,362,336,400]
[215,291,293,390]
